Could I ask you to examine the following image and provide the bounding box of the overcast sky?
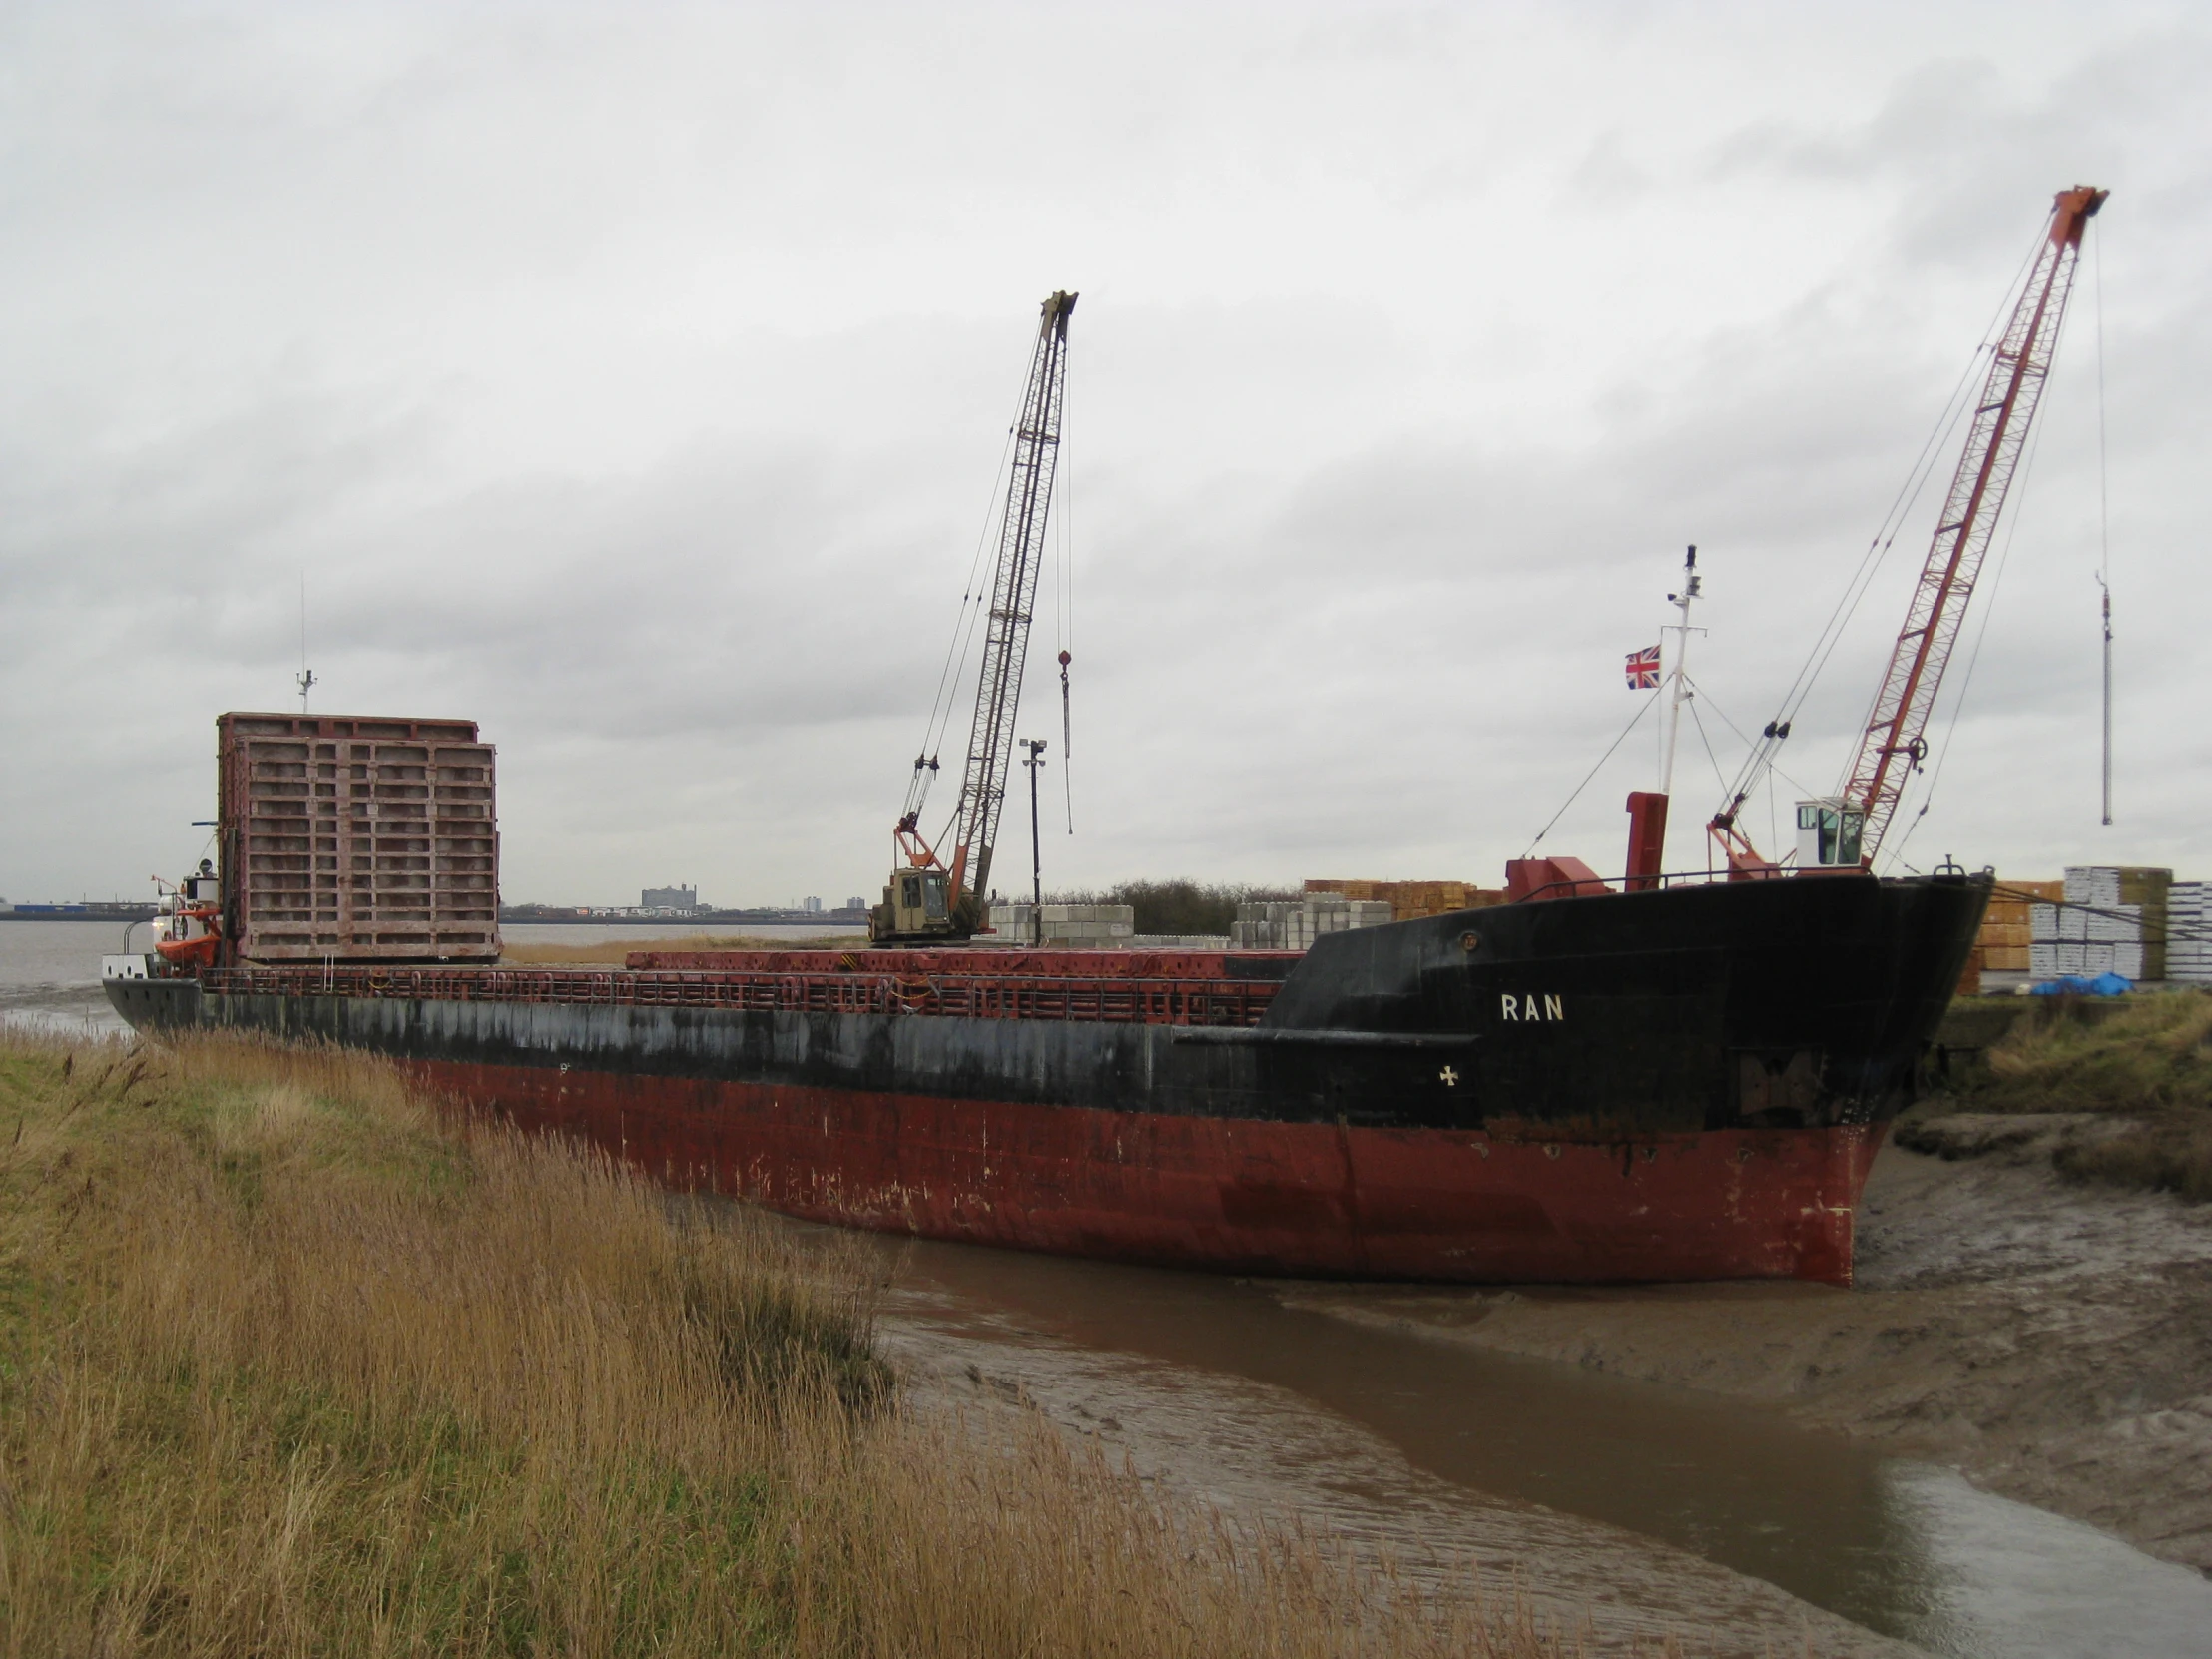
[2,1,2204,908]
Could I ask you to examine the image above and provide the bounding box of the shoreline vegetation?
[493,882,1303,965]
[0,1030,1626,1658]
[1926,988,2212,1201]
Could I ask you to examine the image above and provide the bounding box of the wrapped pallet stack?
[2169,883,2211,984]
[1233,893,1392,950]
[2029,867,2169,982]
[1302,879,1509,921]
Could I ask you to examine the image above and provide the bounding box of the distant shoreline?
[1,909,159,923]
[0,910,869,928]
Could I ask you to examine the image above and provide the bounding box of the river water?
[872,1234,2212,1657]
[16,918,2210,1656]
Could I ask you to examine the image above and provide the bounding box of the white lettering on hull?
[1499,994,1567,1022]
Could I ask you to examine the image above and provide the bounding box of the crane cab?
[874,867,959,943]
[1795,799,1866,869]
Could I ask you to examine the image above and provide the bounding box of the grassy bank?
[1936,988,2212,1201]
[0,1032,1593,1657]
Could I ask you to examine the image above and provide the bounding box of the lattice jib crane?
[1710,185,2105,875]
[876,290,1076,943]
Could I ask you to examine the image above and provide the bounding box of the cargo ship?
[107,798,1987,1286]
[102,191,2106,1285]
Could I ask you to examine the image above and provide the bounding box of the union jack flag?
[1625,644,1662,690]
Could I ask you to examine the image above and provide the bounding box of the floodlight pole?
[1021,739,1047,946]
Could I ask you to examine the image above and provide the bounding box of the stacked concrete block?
[1231,893,1392,951]
[986,902,1136,947]
[1130,934,1233,949]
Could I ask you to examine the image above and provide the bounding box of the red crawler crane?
[1707,184,2106,876]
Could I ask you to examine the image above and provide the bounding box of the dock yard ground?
[1285,989,2212,1578]
[0,1029,1620,1659]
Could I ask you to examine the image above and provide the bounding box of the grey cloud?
[2,2,2204,908]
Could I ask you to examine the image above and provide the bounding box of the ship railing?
[1509,866,1814,903]
[200,965,1281,1027]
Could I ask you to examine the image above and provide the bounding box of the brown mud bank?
[1278,1127,2212,1576]
[875,1247,1931,1659]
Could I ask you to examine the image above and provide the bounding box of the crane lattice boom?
[944,290,1075,903]
[1844,186,2104,860]
[878,291,1075,942]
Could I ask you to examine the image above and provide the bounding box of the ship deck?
[198,948,1296,1028]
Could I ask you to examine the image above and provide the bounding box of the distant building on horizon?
[801,896,824,913]
[844,896,866,912]
[642,884,698,912]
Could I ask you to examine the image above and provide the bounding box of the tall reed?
[0,1030,1624,1656]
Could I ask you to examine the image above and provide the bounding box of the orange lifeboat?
[153,907,221,970]
[152,862,223,971]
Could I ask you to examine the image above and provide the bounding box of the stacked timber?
[1232,893,1392,951]
[1975,880,2056,974]
[1302,878,1509,922]
[1955,946,1983,999]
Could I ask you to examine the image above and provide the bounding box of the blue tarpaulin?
[2028,972,2133,997]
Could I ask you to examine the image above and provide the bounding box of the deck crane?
[1705,185,2106,876]
[873,290,1076,943]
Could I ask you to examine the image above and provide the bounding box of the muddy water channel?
[869,1235,2212,1658]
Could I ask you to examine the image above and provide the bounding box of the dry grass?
[0,1030,1619,1657]
[499,935,859,966]
[1958,989,2212,1201]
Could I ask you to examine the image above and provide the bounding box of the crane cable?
[1885,217,2099,870]
[2095,219,2113,827]
[1710,223,2050,826]
[1057,357,1076,834]
[1879,374,2057,873]
[1522,691,1661,858]
[903,340,1038,829]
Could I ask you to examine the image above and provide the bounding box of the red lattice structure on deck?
[1843,186,2105,861]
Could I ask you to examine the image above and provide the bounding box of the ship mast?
[1657,545,1700,796]
[1623,545,1701,890]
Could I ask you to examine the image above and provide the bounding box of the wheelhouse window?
[1796,801,1866,867]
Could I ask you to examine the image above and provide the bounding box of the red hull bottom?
[408,1059,1887,1288]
